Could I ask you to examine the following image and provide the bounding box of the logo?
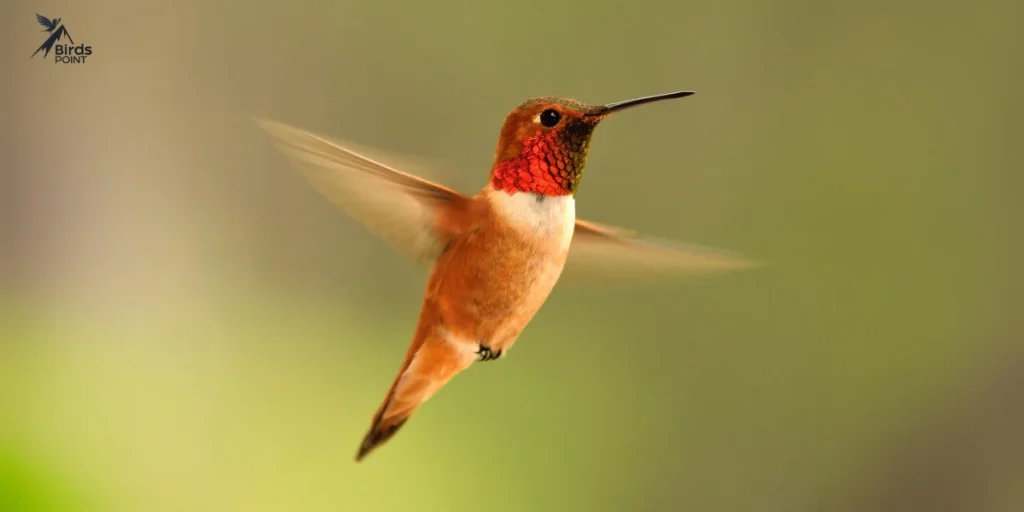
[31,14,92,63]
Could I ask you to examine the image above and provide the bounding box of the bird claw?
[476,344,502,362]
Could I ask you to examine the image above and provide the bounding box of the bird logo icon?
[32,14,74,59]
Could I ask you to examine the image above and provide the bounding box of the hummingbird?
[256,90,757,462]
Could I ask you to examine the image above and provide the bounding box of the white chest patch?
[488,191,576,250]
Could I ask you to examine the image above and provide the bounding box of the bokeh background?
[3,0,1022,510]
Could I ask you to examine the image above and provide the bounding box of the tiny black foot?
[476,344,503,362]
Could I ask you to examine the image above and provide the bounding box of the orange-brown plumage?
[356,189,572,460]
[256,90,760,462]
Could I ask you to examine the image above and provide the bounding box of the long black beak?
[586,90,694,117]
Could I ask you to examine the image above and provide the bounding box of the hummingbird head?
[490,91,693,196]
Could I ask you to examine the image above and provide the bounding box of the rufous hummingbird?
[256,90,757,462]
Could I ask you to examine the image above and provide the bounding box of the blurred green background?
[4,0,1022,510]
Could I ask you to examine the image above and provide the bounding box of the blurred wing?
[36,14,51,28]
[561,219,761,282]
[255,119,470,262]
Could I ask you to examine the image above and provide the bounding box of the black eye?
[539,109,561,127]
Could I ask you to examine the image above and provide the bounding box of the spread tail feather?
[356,331,476,461]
